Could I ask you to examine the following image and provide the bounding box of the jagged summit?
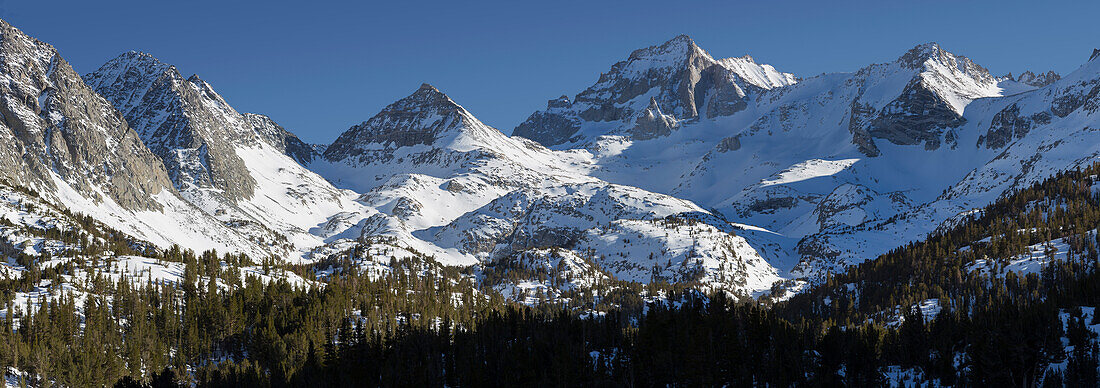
[87,44,362,258]
[897,42,943,67]
[85,52,260,201]
[107,50,165,66]
[405,82,462,110]
[896,42,993,81]
[625,34,707,64]
[1091,48,1100,62]
[1013,70,1061,87]
[84,51,174,119]
[512,35,796,146]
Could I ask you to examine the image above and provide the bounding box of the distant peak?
[378,83,466,117]
[628,34,706,63]
[322,82,496,159]
[1091,48,1100,62]
[898,42,944,67]
[665,34,695,45]
[895,42,994,80]
[912,42,941,51]
[1014,70,1061,87]
[121,50,153,58]
[659,34,700,52]
[84,49,177,105]
[546,95,570,109]
[406,83,456,105]
[104,50,169,68]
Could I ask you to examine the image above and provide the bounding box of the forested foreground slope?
[3,163,1098,386]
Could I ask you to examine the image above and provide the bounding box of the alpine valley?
[1,18,1099,387]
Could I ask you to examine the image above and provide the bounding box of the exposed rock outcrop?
[630,97,679,140]
[0,20,173,210]
[85,52,258,202]
[244,113,317,165]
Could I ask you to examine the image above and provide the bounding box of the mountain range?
[1,17,1098,301]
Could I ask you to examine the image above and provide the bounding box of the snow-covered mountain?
[511,36,1100,283]
[4,15,1100,299]
[513,35,797,147]
[0,19,278,257]
[84,52,364,256]
[803,47,1100,276]
[309,83,780,294]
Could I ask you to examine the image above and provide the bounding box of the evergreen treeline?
[0,165,1099,386]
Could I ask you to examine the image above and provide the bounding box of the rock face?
[0,19,286,258]
[513,35,797,146]
[0,20,173,210]
[630,97,679,140]
[243,113,317,165]
[84,52,257,202]
[853,43,1002,153]
[865,78,966,150]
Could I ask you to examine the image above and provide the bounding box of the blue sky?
[3,0,1097,143]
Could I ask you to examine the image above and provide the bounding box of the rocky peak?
[623,34,709,68]
[83,50,174,119]
[897,42,946,69]
[86,51,259,202]
[323,84,499,162]
[1014,70,1061,87]
[898,42,995,84]
[846,43,1005,155]
[1091,49,1100,62]
[513,35,795,146]
[546,95,571,109]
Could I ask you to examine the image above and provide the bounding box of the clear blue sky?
[3,0,1097,143]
